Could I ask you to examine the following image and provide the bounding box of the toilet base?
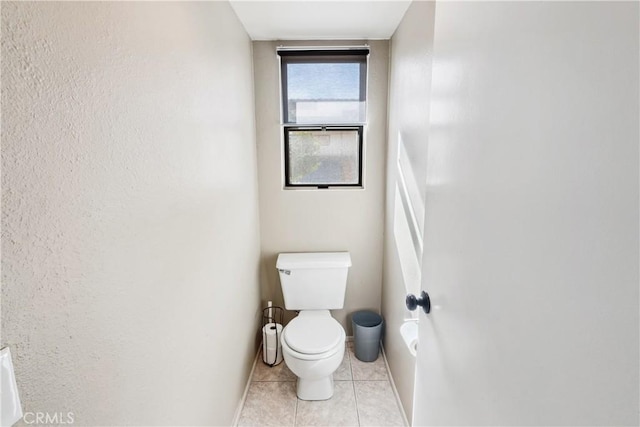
[296,375,334,400]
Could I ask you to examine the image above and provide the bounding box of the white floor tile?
[237,342,406,427]
[238,381,297,426]
[348,343,388,381]
[354,381,405,427]
[296,381,359,426]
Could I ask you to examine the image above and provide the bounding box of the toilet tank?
[277,252,351,310]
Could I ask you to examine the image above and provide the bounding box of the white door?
[412,2,639,425]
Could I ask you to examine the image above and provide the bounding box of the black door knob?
[406,290,431,314]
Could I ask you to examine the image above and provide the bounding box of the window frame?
[283,126,364,189]
[278,47,369,190]
[279,49,368,125]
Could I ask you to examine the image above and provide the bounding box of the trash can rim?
[352,310,383,327]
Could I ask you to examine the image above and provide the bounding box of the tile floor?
[237,343,407,427]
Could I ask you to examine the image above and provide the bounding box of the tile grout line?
[348,341,363,426]
[352,379,362,427]
[293,384,299,427]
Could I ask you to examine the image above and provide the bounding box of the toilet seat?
[283,316,343,355]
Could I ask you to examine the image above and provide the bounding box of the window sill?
[282,185,365,191]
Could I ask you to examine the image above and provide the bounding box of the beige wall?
[253,40,388,332]
[382,1,436,422]
[1,2,261,425]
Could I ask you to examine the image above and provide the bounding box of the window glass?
[286,62,365,124]
[286,129,361,186]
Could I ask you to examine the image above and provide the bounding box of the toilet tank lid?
[276,252,352,269]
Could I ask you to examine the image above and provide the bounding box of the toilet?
[277,252,351,401]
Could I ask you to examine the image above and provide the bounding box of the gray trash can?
[352,311,383,362]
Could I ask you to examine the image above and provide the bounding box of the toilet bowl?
[281,310,346,400]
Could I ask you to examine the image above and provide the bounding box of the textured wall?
[1,2,261,425]
[381,1,436,422]
[252,40,388,332]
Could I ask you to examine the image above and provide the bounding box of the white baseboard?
[381,343,410,427]
[232,349,260,427]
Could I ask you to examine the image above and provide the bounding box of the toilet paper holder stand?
[263,304,283,326]
[262,304,284,367]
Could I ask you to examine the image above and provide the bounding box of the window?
[284,127,363,187]
[279,48,368,188]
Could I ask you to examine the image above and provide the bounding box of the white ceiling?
[229,1,412,41]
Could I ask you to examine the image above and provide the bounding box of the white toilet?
[277,252,351,401]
